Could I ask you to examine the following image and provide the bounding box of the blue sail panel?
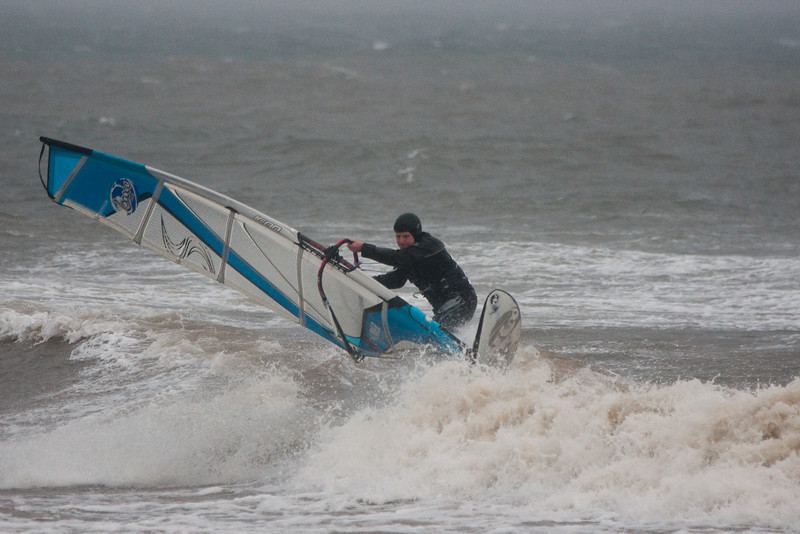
[47,146,85,198]
[359,299,463,355]
[65,155,158,216]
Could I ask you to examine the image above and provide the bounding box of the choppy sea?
[2,1,799,532]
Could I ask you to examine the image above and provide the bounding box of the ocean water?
[2,1,800,532]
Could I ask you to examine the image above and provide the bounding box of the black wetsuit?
[360,232,477,329]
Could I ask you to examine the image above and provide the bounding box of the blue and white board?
[471,290,522,367]
[37,137,463,361]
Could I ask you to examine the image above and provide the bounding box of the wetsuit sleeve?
[360,243,420,268]
[374,268,408,289]
[361,243,417,290]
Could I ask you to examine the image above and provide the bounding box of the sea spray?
[0,369,310,489]
[295,348,800,527]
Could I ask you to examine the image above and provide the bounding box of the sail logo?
[489,293,501,313]
[110,178,138,215]
[254,215,282,233]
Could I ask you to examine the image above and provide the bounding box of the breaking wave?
[296,348,800,527]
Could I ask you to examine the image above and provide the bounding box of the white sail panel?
[310,263,379,338]
[171,187,231,243]
[100,197,153,239]
[138,202,222,278]
[227,220,310,318]
[221,267,299,322]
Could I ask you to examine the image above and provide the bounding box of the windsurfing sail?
[37,137,463,361]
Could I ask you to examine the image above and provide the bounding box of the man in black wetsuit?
[347,213,477,329]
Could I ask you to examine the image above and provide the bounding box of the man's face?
[395,231,415,249]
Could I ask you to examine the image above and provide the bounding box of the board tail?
[471,289,522,367]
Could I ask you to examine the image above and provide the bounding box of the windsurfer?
[348,213,477,329]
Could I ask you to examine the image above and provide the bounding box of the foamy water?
[2,332,798,531]
[297,355,800,526]
[460,241,800,331]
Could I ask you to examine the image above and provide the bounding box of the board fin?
[471,289,521,367]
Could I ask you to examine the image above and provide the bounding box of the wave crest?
[0,308,119,344]
[296,350,800,526]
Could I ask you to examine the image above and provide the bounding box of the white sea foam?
[14,226,796,334]
[457,241,800,331]
[0,308,122,344]
[294,349,800,528]
[3,347,797,531]
[0,370,308,489]
[2,248,282,331]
